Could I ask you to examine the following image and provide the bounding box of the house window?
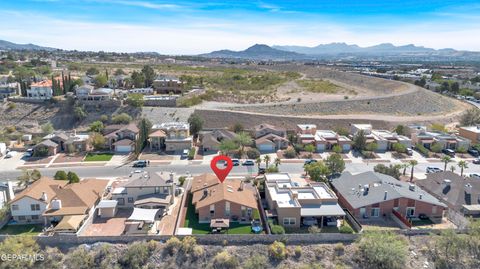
[371,208,380,217]
[128,197,134,203]
[210,204,215,217]
[11,205,19,211]
[18,216,26,221]
[155,187,160,194]
[117,198,125,206]
[283,218,296,225]
[31,215,39,220]
[31,204,40,211]
[406,207,415,217]
[247,208,252,216]
[163,187,169,194]
[241,206,246,217]
[225,202,230,217]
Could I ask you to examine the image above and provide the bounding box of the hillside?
[200,44,304,60]
[0,39,57,51]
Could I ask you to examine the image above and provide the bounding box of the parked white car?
[470,173,480,179]
[5,151,17,158]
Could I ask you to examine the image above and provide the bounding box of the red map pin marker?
[210,155,233,183]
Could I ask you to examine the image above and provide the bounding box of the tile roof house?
[9,178,108,232]
[198,129,238,152]
[111,171,175,215]
[411,130,470,151]
[150,122,192,152]
[27,80,53,99]
[417,171,480,217]
[254,124,289,152]
[152,75,184,94]
[332,171,447,223]
[264,173,345,228]
[190,174,259,223]
[103,123,139,153]
[0,82,20,99]
[458,126,480,145]
[350,124,411,152]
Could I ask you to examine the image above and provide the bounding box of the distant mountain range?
[199,44,304,60]
[201,42,480,60]
[0,40,56,51]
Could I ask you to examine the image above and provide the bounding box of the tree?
[457,146,467,154]
[187,114,203,139]
[374,164,401,179]
[86,67,99,76]
[219,140,238,155]
[94,74,108,88]
[431,143,443,154]
[67,171,80,183]
[274,157,281,168]
[234,132,252,157]
[451,81,460,94]
[430,123,447,133]
[141,65,156,87]
[90,132,106,151]
[325,153,345,175]
[440,81,450,92]
[394,125,407,136]
[409,160,418,182]
[54,170,68,180]
[458,160,468,176]
[74,105,87,122]
[461,108,480,126]
[246,148,260,159]
[332,144,342,154]
[137,118,152,154]
[401,163,409,176]
[112,113,132,124]
[450,165,456,173]
[304,161,330,182]
[263,155,271,169]
[88,121,104,133]
[0,236,41,268]
[255,157,262,171]
[353,130,366,151]
[17,169,41,187]
[131,71,145,88]
[392,143,406,154]
[356,231,408,269]
[366,142,378,152]
[231,123,244,133]
[114,68,125,76]
[41,122,54,134]
[304,144,315,154]
[441,155,452,171]
[126,93,144,107]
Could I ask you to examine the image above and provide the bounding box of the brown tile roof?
[149,129,166,138]
[31,80,52,87]
[190,174,220,193]
[191,174,258,210]
[11,178,67,204]
[113,139,134,146]
[254,123,285,132]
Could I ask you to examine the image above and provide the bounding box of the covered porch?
[300,203,346,228]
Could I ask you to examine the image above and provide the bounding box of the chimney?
[40,192,47,201]
[51,198,62,210]
[239,180,244,191]
[292,191,298,200]
[203,189,208,197]
[384,191,388,200]
[169,172,174,182]
[409,184,416,191]
[419,193,423,199]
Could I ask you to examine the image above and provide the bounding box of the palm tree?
[255,157,262,171]
[401,163,409,176]
[409,160,418,182]
[274,157,281,168]
[263,155,271,169]
[449,165,456,173]
[234,132,252,158]
[441,155,452,171]
[17,169,41,187]
[458,160,468,177]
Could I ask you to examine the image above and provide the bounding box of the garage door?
[258,144,274,152]
[342,144,351,152]
[116,145,132,153]
[316,144,325,152]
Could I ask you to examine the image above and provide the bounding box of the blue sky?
[0,0,479,54]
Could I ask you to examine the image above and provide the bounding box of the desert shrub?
[181,236,197,253]
[361,150,376,159]
[7,102,16,110]
[415,143,429,156]
[5,125,15,133]
[270,225,285,234]
[0,236,40,268]
[246,148,260,159]
[54,170,67,180]
[266,166,279,173]
[165,237,182,255]
[99,114,109,123]
[178,176,186,186]
[119,241,150,269]
[298,263,324,269]
[284,148,297,158]
[65,247,94,269]
[334,243,345,255]
[268,241,287,260]
[243,253,268,269]
[112,113,132,124]
[212,250,239,269]
[192,245,205,259]
[356,231,408,269]
[33,146,49,157]
[187,147,196,160]
[339,225,354,234]
[308,225,321,234]
[294,246,302,258]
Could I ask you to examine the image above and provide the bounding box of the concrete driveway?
[0,153,25,171]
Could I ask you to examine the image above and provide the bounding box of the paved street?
[2,161,480,183]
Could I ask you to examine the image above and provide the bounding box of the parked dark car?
[258,167,266,174]
[231,159,240,166]
[133,160,147,167]
[406,148,413,156]
[242,160,255,166]
[473,158,480,164]
[468,148,479,157]
[442,149,455,157]
[304,159,317,165]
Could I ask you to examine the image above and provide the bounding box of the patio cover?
[300,203,346,217]
[53,214,87,232]
[127,208,159,222]
[210,218,230,228]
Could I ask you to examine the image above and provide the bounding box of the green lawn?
[184,195,253,234]
[84,153,114,162]
[0,224,43,235]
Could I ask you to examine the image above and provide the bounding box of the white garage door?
[258,144,274,152]
[116,145,132,153]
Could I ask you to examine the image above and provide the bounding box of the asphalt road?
[2,162,480,182]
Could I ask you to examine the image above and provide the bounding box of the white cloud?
[0,9,479,53]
